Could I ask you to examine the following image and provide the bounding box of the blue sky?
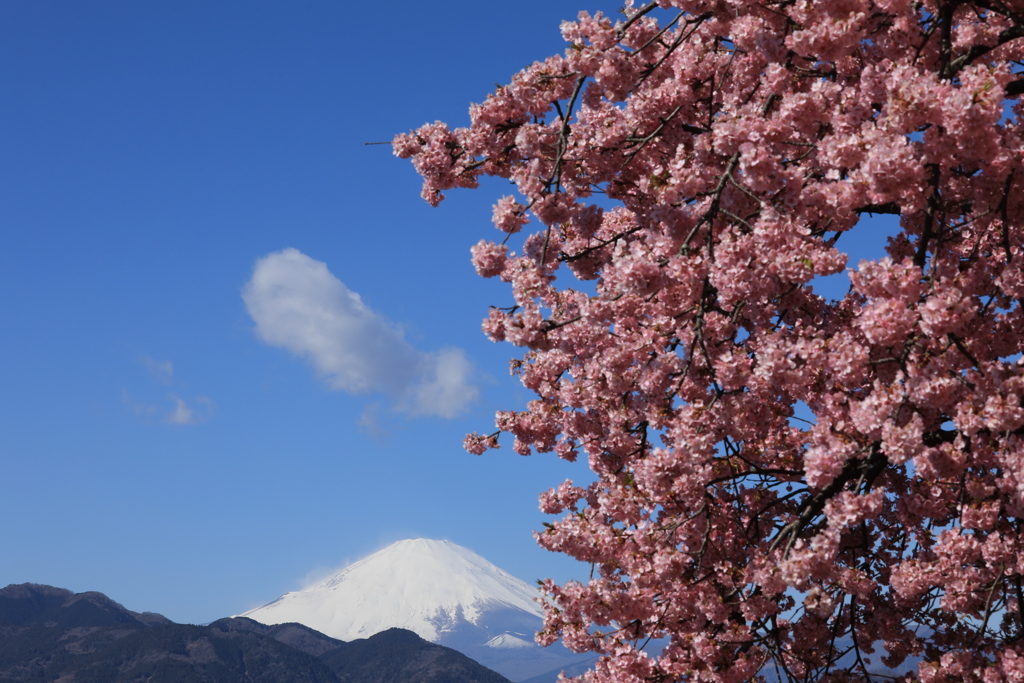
[0,1,894,625]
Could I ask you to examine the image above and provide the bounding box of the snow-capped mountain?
[241,539,594,683]
[243,539,543,642]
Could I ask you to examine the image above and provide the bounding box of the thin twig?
[1001,171,1015,263]
[616,1,660,40]
[546,75,587,191]
[633,12,713,91]
[628,11,685,57]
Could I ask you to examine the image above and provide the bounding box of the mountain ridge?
[0,582,512,683]
[244,539,544,642]
[242,538,596,683]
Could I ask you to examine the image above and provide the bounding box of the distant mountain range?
[1,540,597,683]
[241,539,596,683]
[0,583,510,683]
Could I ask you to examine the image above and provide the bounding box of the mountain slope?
[68,623,342,683]
[243,539,543,642]
[242,539,596,682]
[212,616,345,657]
[0,584,340,683]
[321,627,512,683]
[0,583,512,683]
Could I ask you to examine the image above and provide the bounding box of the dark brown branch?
[948,332,981,368]
[848,599,875,681]
[616,1,660,40]
[634,12,713,91]
[707,469,804,486]
[937,1,957,80]
[624,105,684,148]
[854,202,901,215]
[1015,571,1024,638]
[769,445,887,556]
[923,428,958,447]
[542,316,583,332]
[945,23,1024,78]
[621,105,706,167]
[546,76,588,191]
[913,11,941,66]
[681,152,742,254]
[628,11,685,57]
[561,225,644,262]
[1001,171,1015,263]
[914,164,943,269]
[974,565,1005,645]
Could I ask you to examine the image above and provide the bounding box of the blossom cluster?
[398,1,1024,681]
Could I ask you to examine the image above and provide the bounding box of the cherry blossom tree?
[396,1,1024,680]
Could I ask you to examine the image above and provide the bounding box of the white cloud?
[402,348,478,418]
[242,248,479,418]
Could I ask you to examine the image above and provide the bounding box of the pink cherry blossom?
[469,240,508,278]
[398,1,1024,680]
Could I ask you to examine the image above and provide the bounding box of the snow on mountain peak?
[241,538,544,643]
[485,633,535,649]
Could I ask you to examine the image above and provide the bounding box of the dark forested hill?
[0,584,512,683]
[321,627,513,683]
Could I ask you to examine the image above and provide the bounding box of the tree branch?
[769,445,887,556]
[616,1,660,40]
[855,202,901,215]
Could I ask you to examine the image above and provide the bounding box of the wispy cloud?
[164,395,215,425]
[242,248,479,418]
[140,356,174,384]
[122,390,215,425]
[124,356,214,426]
[122,389,159,416]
